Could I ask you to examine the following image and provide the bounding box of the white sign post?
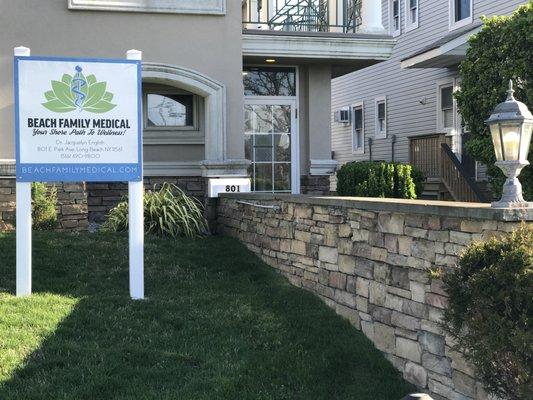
[126,49,144,300]
[14,47,144,300]
[15,46,32,297]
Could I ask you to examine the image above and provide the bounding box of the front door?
[244,99,299,194]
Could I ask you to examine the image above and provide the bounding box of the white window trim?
[449,0,473,31]
[405,0,419,32]
[351,101,365,154]
[68,0,226,15]
[436,78,460,136]
[389,0,401,37]
[375,96,387,139]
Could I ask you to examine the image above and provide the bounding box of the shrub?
[336,161,423,199]
[103,183,208,238]
[31,182,58,230]
[441,225,533,400]
[455,2,532,200]
[410,165,425,198]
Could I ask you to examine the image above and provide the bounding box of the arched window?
[144,84,197,129]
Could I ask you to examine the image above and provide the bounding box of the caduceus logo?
[42,65,116,113]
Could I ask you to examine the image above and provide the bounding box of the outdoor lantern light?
[485,80,533,208]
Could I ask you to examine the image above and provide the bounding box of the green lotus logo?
[42,66,116,114]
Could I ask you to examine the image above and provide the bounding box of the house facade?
[0,0,394,223]
[331,0,526,201]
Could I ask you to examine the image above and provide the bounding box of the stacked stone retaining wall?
[87,177,205,222]
[0,178,88,232]
[0,176,206,229]
[217,193,532,400]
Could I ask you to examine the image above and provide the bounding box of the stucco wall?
[217,193,532,400]
[0,0,244,161]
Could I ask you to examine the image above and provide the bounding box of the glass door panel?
[244,101,295,193]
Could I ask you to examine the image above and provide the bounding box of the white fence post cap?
[126,49,142,60]
[14,47,30,56]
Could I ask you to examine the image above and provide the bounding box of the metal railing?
[242,0,362,33]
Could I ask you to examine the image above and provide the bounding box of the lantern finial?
[506,79,515,101]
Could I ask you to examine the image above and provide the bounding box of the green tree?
[455,2,533,200]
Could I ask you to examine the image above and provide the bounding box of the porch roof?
[400,22,483,69]
[243,30,395,78]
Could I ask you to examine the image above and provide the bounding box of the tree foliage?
[455,2,533,200]
[442,225,532,399]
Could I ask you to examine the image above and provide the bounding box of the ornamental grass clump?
[103,183,208,238]
[442,225,532,400]
[31,182,58,230]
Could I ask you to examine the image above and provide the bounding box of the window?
[450,0,472,30]
[352,102,364,153]
[436,79,458,135]
[375,97,387,138]
[243,67,296,97]
[390,0,401,37]
[146,94,195,128]
[244,103,294,193]
[405,0,419,32]
[143,85,198,130]
[441,86,454,130]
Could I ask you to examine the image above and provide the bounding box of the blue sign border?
[14,55,143,182]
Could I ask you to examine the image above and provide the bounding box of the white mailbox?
[208,178,251,198]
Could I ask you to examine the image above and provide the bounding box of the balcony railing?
[242,0,362,34]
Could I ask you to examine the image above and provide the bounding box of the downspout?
[391,134,397,162]
[368,138,373,161]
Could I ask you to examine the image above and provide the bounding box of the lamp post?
[485,80,533,208]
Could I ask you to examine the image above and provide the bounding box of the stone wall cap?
[220,193,533,222]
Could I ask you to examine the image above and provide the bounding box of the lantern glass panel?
[500,124,521,161]
[490,123,503,161]
[519,122,532,161]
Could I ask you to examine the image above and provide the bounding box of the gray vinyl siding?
[331,0,526,189]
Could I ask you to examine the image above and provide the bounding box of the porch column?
[359,0,385,34]
[306,65,337,193]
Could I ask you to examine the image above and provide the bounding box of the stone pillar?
[359,0,386,34]
[306,65,337,194]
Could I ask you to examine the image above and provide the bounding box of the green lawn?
[0,232,413,400]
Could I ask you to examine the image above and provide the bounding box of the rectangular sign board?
[208,178,251,198]
[15,56,142,182]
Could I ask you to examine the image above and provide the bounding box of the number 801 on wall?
[208,178,251,198]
